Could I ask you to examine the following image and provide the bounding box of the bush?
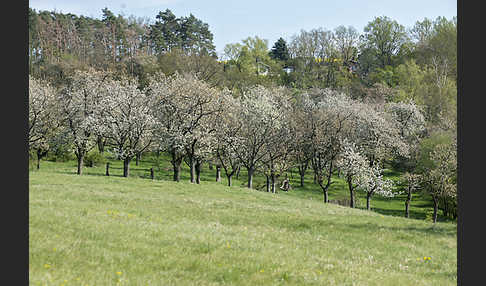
[85,151,106,167]
[46,146,76,162]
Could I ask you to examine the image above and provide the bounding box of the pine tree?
[269,37,289,62]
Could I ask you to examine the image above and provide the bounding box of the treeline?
[28,7,457,222]
[29,7,218,85]
[29,8,456,122]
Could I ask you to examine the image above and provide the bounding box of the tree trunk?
[317,178,330,204]
[441,197,449,218]
[173,163,181,182]
[366,192,372,210]
[298,165,306,187]
[247,166,254,189]
[76,150,84,175]
[123,157,131,177]
[432,197,438,223]
[189,157,196,183]
[195,160,201,184]
[106,162,110,176]
[136,152,141,166]
[405,189,412,218]
[265,175,270,192]
[227,174,233,187]
[297,160,308,187]
[36,148,43,170]
[97,136,105,154]
[209,162,213,170]
[150,167,154,180]
[347,176,355,208]
[271,173,276,194]
[171,149,182,182]
[236,165,241,179]
[216,165,221,182]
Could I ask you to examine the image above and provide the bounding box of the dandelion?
[260,269,264,273]
[44,264,51,269]
[116,271,122,275]
[53,248,57,252]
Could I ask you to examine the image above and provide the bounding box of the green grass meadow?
[29,155,457,285]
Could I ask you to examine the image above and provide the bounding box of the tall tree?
[29,76,59,169]
[96,77,156,177]
[269,37,290,62]
[149,9,181,55]
[149,72,220,183]
[360,16,409,71]
[57,69,107,175]
[333,25,359,64]
[233,86,285,189]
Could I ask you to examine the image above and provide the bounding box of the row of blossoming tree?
[29,68,456,222]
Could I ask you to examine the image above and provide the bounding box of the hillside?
[29,161,456,285]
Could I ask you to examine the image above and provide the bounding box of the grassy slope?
[29,160,456,285]
[36,153,451,222]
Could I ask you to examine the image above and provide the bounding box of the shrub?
[85,150,106,167]
[46,146,76,162]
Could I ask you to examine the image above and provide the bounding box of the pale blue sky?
[29,0,456,58]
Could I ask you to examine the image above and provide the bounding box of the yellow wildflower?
[44,264,51,269]
[116,271,122,275]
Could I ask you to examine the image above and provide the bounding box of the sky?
[29,0,457,58]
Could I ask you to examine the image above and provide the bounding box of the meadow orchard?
[29,6,457,285]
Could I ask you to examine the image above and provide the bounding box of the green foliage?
[149,9,216,56]
[368,65,399,87]
[361,16,410,71]
[46,145,76,162]
[85,150,107,167]
[393,59,426,102]
[269,37,290,62]
[412,16,457,78]
[221,36,282,91]
[416,132,453,173]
